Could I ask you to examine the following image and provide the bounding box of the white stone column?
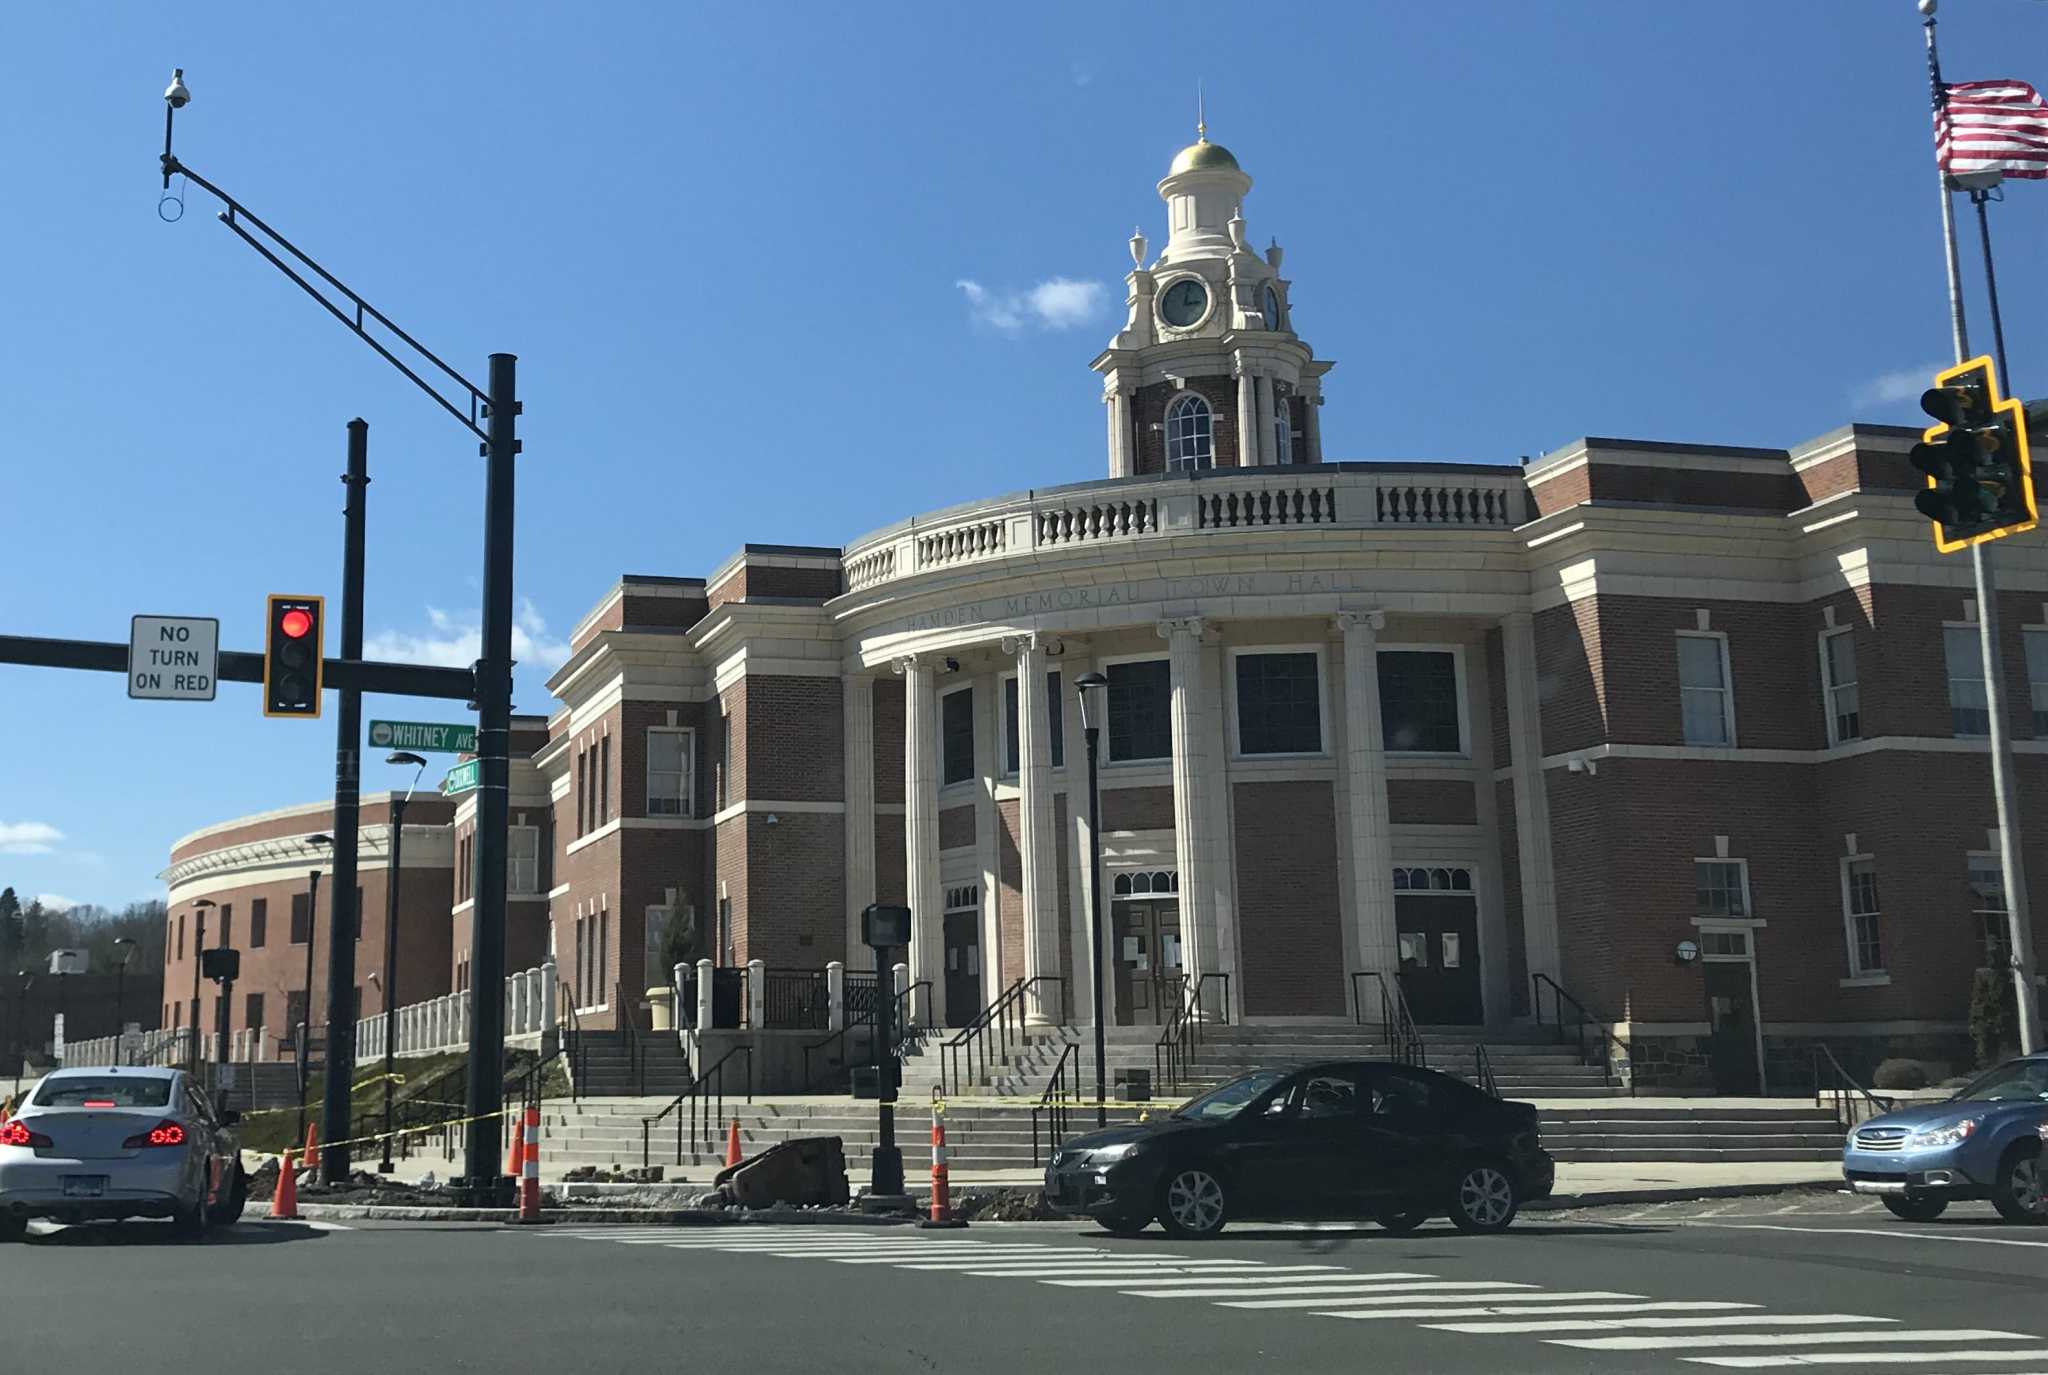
[1234,367,1257,467]
[541,958,559,1041]
[1503,611,1562,990]
[1015,635,1061,1025]
[746,958,767,1029]
[696,957,716,1032]
[1161,617,1219,1015]
[1254,374,1277,467]
[1336,611,1396,980]
[896,655,945,1025]
[843,675,877,975]
[826,960,846,1030]
[1107,388,1134,477]
[1303,392,1324,465]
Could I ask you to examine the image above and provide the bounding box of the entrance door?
[1705,960,1761,1095]
[943,912,981,1028]
[1112,901,1184,1026]
[1394,893,1483,1025]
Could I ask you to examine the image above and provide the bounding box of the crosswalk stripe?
[903,1259,1293,1272]
[1208,1289,1636,1309]
[818,1251,1104,1264]
[1317,1301,1760,1321]
[959,1262,1304,1277]
[1558,1330,2030,1352]
[1427,1315,1896,1335]
[1044,1270,1460,1290]
[1686,1351,2048,1369]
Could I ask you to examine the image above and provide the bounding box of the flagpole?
[1923,0,1971,364]
[1921,0,2042,1055]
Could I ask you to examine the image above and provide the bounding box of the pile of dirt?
[950,1188,1060,1222]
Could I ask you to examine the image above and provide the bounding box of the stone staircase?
[567,1029,693,1099]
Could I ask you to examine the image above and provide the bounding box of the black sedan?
[1043,1061,1554,1238]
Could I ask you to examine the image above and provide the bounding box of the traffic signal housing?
[1911,356,2038,553]
[263,594,324,718]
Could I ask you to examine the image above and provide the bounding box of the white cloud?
[0,821,64,856]
[1852,362,1949,410]
[365,598,572,674]
[956,277,1106,334]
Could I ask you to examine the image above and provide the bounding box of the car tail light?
[0,1119,52,1148]
[122,1120,188,1149]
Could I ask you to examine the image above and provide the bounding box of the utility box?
[201,948,242,983]
[1115,1068,1152,1101]
[849,1063,901,1100]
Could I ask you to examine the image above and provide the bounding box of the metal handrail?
[941,976,1067,1096]
[761,968,831,1030]
[1349,971,1425,1065]
[558,982,585,1102]
[616,980,647,1097]
[1530,973,1634,1096]
[797,977,932,1092]
[1813,1042,1894,1131]
[641,1043,754,1170]
[1473,1042,1499,1098]
[1031,1040,1080,1166]
[1154,972,1232,1093]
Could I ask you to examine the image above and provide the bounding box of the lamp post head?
[114,938,136,968]
[193,898,216,911]
[309,833,333,847]
[386,752,428,768]
[1074,671,1109,731]
[164,69,190,109]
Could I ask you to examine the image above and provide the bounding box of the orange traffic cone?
[272,1149,300,1221]
[515,1104,543,1225]
[303,1121,319,1164]
[920,1111,967,1229]
[724,1117,743,1168]
[505,1122,524,1178]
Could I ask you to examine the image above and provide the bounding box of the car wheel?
[1991,1147,2048,1225]
[1448,1160,1520,1234]
[1157,1167,1228,1239]
[1375,1208,1429,1234]
[1882,1193,1949,1222]
[1098,1213,1151,1237]
[208,1166,249,1227]
[173,1188,213,1243]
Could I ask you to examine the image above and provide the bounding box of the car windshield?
[32,1077,174,1109]
[1173,1069,1289,1121]
[1951,1059,2048,1103]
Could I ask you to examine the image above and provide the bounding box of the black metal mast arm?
[159,151,489,444]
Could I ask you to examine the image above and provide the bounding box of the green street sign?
[369,719,477,754]
[441,759,481,796]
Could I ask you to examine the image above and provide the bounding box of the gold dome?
[1168,138,1241,176]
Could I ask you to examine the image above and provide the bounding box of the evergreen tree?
[0,887,20,964]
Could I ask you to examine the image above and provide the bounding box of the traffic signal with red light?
[263,594,325,718]
[1911,356,2038,553]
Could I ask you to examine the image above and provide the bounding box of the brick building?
[163,131,2047,1092]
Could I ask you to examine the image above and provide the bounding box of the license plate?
[61,1176,107,1198]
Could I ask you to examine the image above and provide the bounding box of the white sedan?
[0,1065,246,1240]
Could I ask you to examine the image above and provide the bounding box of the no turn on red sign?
[128,615,219,700]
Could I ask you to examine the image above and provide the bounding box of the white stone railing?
[63,1027,204,1068]
[842,466,1529,594]
[355,962,555,1061]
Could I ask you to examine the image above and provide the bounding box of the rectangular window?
[1700,930,1749,957]
[718,711,732,810]
[289,893,310,946]
[941,685,976,785]
[219,903,233,950]
[1970,855,2009,968]
[1676,634,1734,746]
[1695,860,1748,918]
[244,992,264,1036]
[1379,650,1462,753]
[647,727,692,816]
[1946,624,1990,737]
[250,898,267,950]
[508,825,540,896]
[1108,659,1173,762]
[1822,629,1860,745]
[1843,857,1884,976]
[575,750,588,837]
[1236,651,1324,755]
[1003,673,1065,773]
[176,914,185,961]
[598,736,611,825]
[599,910,610,1006]
[574,917,588,1008]
[2027,629,2048,736]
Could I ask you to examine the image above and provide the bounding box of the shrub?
[1872,1058,1929,1091]
[1969,968,2020,1069]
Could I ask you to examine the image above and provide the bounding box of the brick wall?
[1485,627,1510,767]
[1535,599,1607,752]
[1387,778,1476,826]
[1528,464,1591,516]
[939,804,976,852]
[874,678,905,806]
[875,818,906,907]
[995,799,1023,988]
[742,676,844,803]
[1102,786,1175,831]
[740,812,845,967]
[1232,781,1345,1016]
[1133,376,1241,476]
[1494,780,1528,1017]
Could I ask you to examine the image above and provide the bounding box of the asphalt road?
[6,1195,2048,1373]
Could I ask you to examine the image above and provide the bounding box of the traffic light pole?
[1968,546,2042,1054]
[320,420,369,1183]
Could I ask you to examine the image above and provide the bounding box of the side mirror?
[219,1109,241,1127]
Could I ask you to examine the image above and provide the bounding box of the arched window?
[1165,393,1213,472]
[1273,396,1293,465]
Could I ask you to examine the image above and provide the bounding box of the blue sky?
[5,1,2047,911]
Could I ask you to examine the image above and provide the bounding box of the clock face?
[1261,285,1282,330]
[1159,278,1208,328]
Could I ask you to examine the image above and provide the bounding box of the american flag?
[1938,80,2048,180]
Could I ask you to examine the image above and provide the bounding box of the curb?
[1525,1180,1840,1211]
[278,1203,917,1225]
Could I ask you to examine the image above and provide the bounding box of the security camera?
[164,69,190,108]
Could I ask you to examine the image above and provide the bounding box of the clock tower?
[1092,125,1332,477]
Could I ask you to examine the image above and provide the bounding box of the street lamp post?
[377,753,428,1173]
[160,73,522,1203]
[299,835,331,1146]
[189,899,214,1074]
[112,939,135,1066]
[1074,672,1110,1128]
[11,972,32,1080]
